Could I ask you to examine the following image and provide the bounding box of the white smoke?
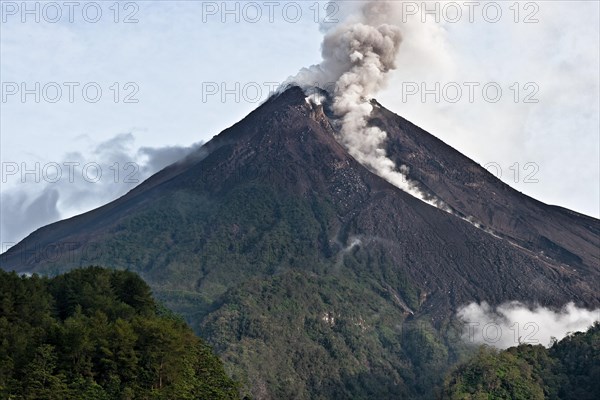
[288,1,444,207]
[305,93,326,106]
[457,301,600,349]
[291,0,508,236]
[344,236,362,253]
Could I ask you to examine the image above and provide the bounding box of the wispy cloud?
[1,133,203,246]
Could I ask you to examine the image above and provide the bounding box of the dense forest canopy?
[0,267,240,400]
[1,266,597,400]
[442,322,600,400]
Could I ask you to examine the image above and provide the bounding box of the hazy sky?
[1,0,599,247]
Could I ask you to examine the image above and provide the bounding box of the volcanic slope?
[2,86,598,399]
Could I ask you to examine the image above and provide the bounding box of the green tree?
[442,323,600,400]
[0,267,241,399]
[23,344,69,399]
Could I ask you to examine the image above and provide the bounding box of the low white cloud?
[457,301,600,349]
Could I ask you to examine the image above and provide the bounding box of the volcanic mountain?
[1,86,598,399]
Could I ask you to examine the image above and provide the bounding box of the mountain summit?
[2,86,599,399]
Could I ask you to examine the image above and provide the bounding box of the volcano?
[1,86,598,399]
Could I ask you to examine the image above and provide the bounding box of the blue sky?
[1,1,599,246]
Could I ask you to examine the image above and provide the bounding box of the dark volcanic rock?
[371,100,599,274]
[3,86,596,309]
[1,86,598,399]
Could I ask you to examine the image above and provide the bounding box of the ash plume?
[289,1,440,206]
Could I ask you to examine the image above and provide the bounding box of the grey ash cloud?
[1,134,203,247]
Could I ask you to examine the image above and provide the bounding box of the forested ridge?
[1,266,598,400]
[442,322,600,399]
[0,267,240,400]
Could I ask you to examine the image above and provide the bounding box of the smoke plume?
[289,1,439,205]
[457,301,600,349]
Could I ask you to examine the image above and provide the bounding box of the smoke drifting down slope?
[288,1,442,207]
